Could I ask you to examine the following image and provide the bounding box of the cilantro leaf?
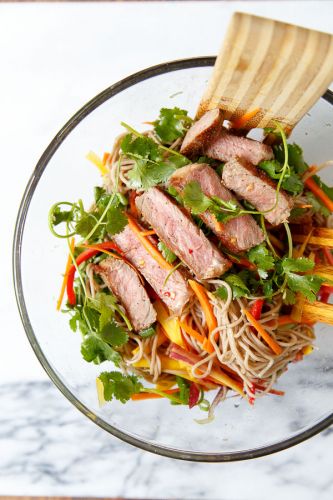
[100,321,128,347]
[98,371,143,403]
[52,206,75,226]
[258,159,282,180]
[274,143,308,175]
[214,286,228,301]
[81,335,121,365]
[285,274,323,302]
[75,213,100,238]
[224,273,250,299]
[282,257,314,273]
[248,244,275,278]
[182,181,212,214]
[122,133,187,189]
[106,206,128,235]
[157,241,177,263]
[121,134,161,161]
[281,172,304,195]
[258,159,304,195]
[287,143,308,175]
[154,107,192,144]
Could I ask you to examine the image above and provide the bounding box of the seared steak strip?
[135,187,231,279]
[205,128,274,165]
[222,158,293,226]
[113,225,192,315]
[169,163,264,253]
[180,108,223,157]
[94,257,156,331]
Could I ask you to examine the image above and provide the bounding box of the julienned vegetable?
[48,104,333,420]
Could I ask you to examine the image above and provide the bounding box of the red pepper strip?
[66,241,124,306]
[249,299,264,333]
[318,287,331,304]
[323,247,333,266]
[188,382,200,409]
[249,299,264,320]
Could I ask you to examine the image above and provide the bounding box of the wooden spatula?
[197,12,333,132]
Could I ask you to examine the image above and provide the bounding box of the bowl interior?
[15,60,333,461]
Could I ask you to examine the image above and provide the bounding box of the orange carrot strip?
[277,315,314,326]
[188,280,217,353]
[131,388,179,401]
[79,244,122,260]
[139,230,156,236]
[305,177,333,212]
[127,214,173,271]
[231,108,260,129]
[243,309,283,355]
[102,152,111,166]
[56,238,75,311]
[179,321,207,345]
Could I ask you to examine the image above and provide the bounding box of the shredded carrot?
[102,152,111,166]
[56,238,75,311]
[243,309,283,355]
[127,214,173,271]
[86,151,108,176]
[231,108,260,129]
[131,389,179,401]
[188,280,217,352]
[139,230,156,236]
[305,177,333,212]
[277,315,314,326]
[293,229,313,258]
[79,244,122,260]
[180,321,207,346]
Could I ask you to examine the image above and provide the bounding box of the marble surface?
[1,1,333,497]
[0,381,333,498]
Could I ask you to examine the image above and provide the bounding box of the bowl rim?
[13,56,333,462]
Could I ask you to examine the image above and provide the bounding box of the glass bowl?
[13,57,333,462]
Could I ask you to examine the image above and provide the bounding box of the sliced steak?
[205,129,274,165]
[94,257,156,331]
[222,158,293,226]
[168,163,264,253]
[135,187,231,279]
[113,225,192,315]
[180,108,223,157]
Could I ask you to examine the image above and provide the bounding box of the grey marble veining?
[1,381,333,499]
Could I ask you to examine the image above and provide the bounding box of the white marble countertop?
[1,1,333,497]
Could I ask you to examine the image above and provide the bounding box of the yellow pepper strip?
[86,151,108,176]
[96,377,106,406]
[154,300,186,348]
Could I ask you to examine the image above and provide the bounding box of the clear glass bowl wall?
[14,59,333,461]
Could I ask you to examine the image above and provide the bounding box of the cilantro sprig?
[153,107,192,144]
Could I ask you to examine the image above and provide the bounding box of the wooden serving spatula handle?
[197,12,333,131]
